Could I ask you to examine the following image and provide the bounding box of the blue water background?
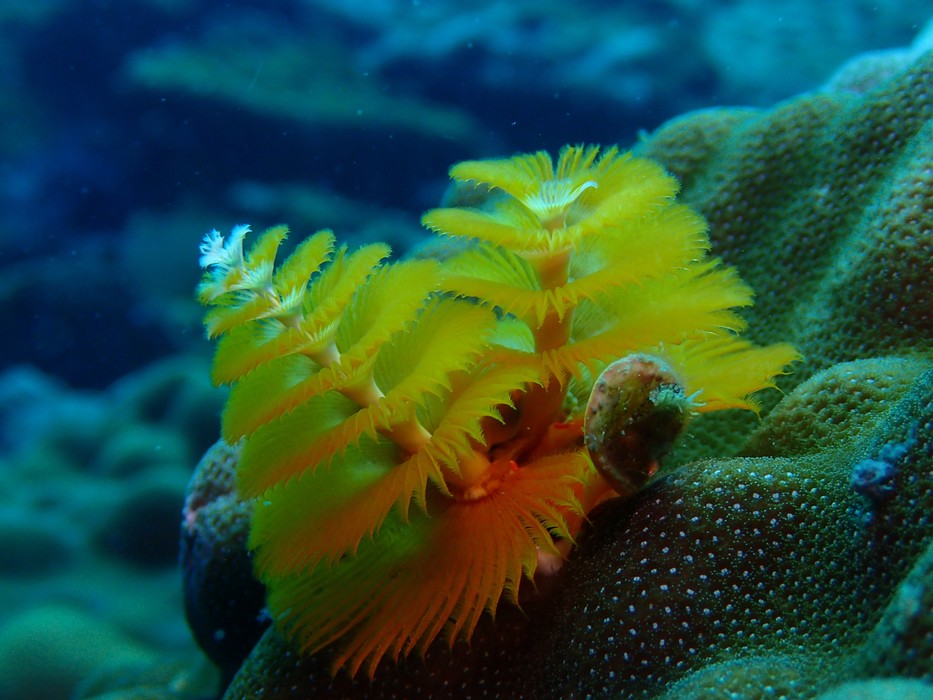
[1,0,928,389]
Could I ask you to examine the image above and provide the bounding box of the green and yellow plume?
[197,145,799,677]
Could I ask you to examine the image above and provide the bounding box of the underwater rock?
[181,440,268,687]
[93,479,186,568]
[0,359,216,698]
[0,604,155,700]
[74,657,219,700]
[0,513,74,576]
[93,425,191,478]
[109,356,226,459]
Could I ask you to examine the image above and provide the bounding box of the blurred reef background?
[0,1,931,699]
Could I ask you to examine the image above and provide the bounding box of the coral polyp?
[197,144,797,676]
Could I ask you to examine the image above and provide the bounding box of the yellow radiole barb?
[197,144,799,677]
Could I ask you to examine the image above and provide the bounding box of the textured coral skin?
[181,440,267,685]
[528,363,932,697]
[636,53,932,382]
[741,357,929,457]
[212,53,933,698]
[638,50,933,465]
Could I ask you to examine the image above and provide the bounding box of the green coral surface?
[215,52,932,699]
